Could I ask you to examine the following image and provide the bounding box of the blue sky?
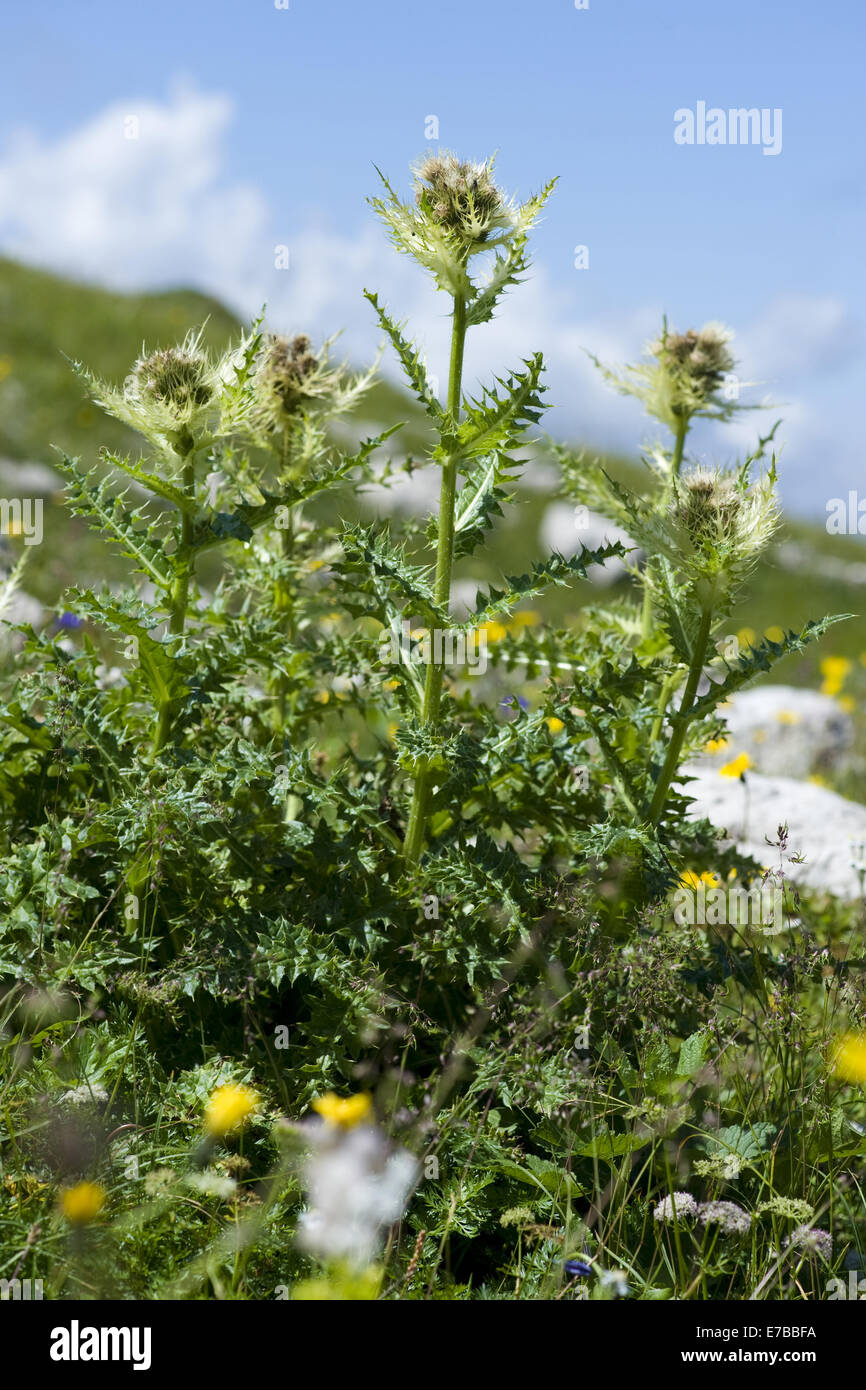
[1,0,862,517]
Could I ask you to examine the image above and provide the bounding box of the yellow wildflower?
[204,1083,259,1137]
[704,737,729,754]
[312,1092,372,1128]
[479,620,507,644]
[719,752,752,778]
[820,656,851,697]
[509,611,540,630]
[764,625,785,643]
[679,870,719,889]
[736,627,756,649]
[545,717,564,734]
[833,1034,866,1084]
[60,1182,106,1224]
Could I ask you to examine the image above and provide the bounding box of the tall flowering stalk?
[74,326,262,756]
[368,152,555,861]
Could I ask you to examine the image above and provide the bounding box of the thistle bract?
[251,331,374,442]
[75,325,261,464]
[591,319,743,434]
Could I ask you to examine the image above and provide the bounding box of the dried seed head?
[127,346,213,415]
[414,152,513,243]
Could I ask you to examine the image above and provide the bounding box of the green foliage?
[0,152,859,1304]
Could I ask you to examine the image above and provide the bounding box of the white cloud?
[0,85,859,514]
[0,84,271,309]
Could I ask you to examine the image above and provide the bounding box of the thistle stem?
[403,292,467,863]
[647,604,712,825]
[640,414,689,639]
[151,456,195,759]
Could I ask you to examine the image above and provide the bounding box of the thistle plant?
[561,328,845,848]
[0,147,858,1307]
[368,152,557,861]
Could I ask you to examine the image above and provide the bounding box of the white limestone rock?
[683,761,866,900]
[705,684,853,778]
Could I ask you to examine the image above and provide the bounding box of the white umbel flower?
[297,1120,419,1267]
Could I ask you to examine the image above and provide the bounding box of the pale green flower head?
[370,150,555,303]
[592,319,743,435]
[76,325,262,466]
[668,463,780,609]
[251,331,375,442]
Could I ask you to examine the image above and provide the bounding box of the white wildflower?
[297,1118,418,1267]
[653,1191,698,1223]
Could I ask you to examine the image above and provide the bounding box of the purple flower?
[54,612,83,630]
[499,695,530,713]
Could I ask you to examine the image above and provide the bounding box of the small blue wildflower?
[55,612,84,630]
[564,1258,593,1279]
[499,694,530,713]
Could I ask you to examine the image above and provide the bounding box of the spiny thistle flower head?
[204,1082,259,1137]
[651,321,735,403]
[79,324,262,463]
[129,339,214,415]
[697,1200,752,1236]
[676,469,742,545]
[413,152,514,244]
[667,463,780,610]
[653,1191,698,1223]
[591,319,742,434]
[370,151,555,300]
[251,332,374,440]
[589,456,780,614]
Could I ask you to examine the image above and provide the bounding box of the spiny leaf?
[684,616,851,723]
[69,589,189,712]
[364,290,445,426]
[465,177,557,327]
[447,354,545,466]
[55,453,173,590]
[466,541,629,626]
[101,451,196,514]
